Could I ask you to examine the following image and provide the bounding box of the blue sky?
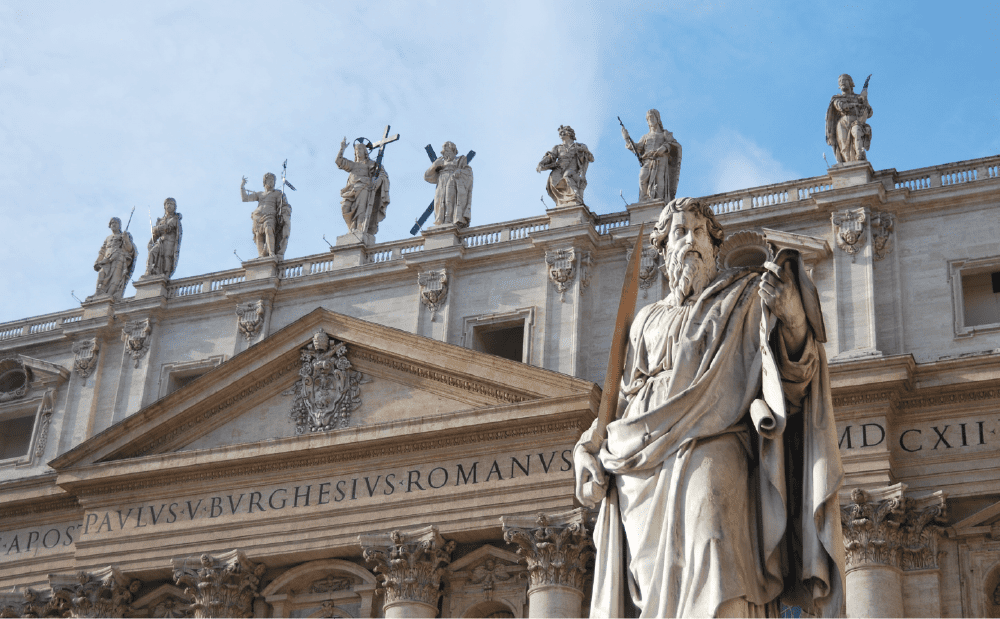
[1,1,998,323]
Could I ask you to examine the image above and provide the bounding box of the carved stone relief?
[0,358,31,402]
[121,318,153,368]
[360,526,456,611]
[545,248,577,302]
[72,338,100,379]
[832,208,867,260]
[49,567,142,618]
[840,486,947,571]
[871,210,895,261]
[235,300,266,342]
[151,596,193,618]
[0,588,52,617]
[33,397,53,458]
[283,331,367,434]
[579,251,593,294]
[627,244,662,298]
[418,269,449,320]
[173,550,265,619]
[501,508,594,592]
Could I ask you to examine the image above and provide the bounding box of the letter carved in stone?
[284,330,367,434]
[73,338,100,379]
[832,208,867,260]
[501,508,594,592]
[121,318,153,368]
[360,526,456,613]
[173,550,265,619]
[236,300,266,342]
[49,567,142,618]
[871,211,894,262]
[545,248,577,302]
[418,270,448,320]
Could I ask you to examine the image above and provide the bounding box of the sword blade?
[595,224,645,434]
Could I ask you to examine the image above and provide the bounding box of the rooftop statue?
[143,197,182,278]
[424,141,473,228]
[337,136,391,239]
[621,109,682,202]
[537,125,594,208]
[90,216,136,301]
[240,172,292,258]
[826,73,873,163]
[574,198,845,617]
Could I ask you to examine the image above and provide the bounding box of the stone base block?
[422,224,460,250]
[626,198,666,225]
[546,203,593,228]
[242,256,280,281]
[132,275,169,300]
[337,231,375,246]
[829,161,875,188]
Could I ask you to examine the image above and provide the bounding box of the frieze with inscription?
[837,415,1000,455]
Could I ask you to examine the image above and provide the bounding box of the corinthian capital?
[501,507,594,591]
[172,549,265,618]
[360,526,456,609]
[48,567,141,618]
[841,485,947,571]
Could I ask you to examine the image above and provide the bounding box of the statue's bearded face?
[664,210,717,303]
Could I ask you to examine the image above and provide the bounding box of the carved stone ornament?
[470,558,515,600]
[871,210,895,261]
[72,338,100,378]
[501,508,594,592]
[0,358,31,402]
[33,397,53,458]
[832,208,867,259]
[840,486,947,571]
[308,575,356,594]
[49,567,142,618]
[545,248,577,302]
[580,251,594,293]
[360,526,456,610]
[121,318,153,368]
[418,269,448,320]
[173,549,266,619]
[0,588,53,618]
[283,331,367,434]
[236,300,266,342]
[151,596,193,618]
[628,244,662,298]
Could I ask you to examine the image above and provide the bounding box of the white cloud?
[703,128,801,195]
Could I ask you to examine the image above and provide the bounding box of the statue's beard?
[666,245,716,304]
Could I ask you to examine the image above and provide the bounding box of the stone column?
[501,508,593,618]
[360,526,456,618]
[841,485,947,618]
[173,549,266,618]
[48,567,141,618]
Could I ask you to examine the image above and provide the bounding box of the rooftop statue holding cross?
[336,126,398,241]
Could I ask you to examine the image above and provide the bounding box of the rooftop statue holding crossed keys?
[336,127,398,240]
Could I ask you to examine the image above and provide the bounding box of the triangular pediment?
[50,309,598,491]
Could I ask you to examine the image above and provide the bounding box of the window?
[0,414,35,460]
[949,258,1000,337]
[463,308,534,364]
[158,355,225,398]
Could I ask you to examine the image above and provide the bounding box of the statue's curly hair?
[263,172,277,188]
[649,197,724,251]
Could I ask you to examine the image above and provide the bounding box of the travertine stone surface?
[621,109,682,203]
[241,173,291,258]
[827,73,874,163]
[537,125,594,208]
[425,141,473,228]
[337,137,390,238]
[173,550,265,618]
[361,526,456,618]
[502,508,592,618]
[49,567,141,618]
[144,197,182,278]
[89,216,136,300]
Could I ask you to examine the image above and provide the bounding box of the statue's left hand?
[759,263,807,353]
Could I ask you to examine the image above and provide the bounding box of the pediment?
[50,309,597,483]
[0,355,69,405]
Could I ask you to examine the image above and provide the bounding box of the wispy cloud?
[702,128,802,195]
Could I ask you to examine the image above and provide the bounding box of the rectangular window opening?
[0,414,35,460]
[962,271,1000,327]
[473,322,525,363]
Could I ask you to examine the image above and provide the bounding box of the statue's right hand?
[574,447,607,508]
[340,137,348,150]
[241,176,247,188]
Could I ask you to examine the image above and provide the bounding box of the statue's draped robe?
[337,156,390,236]
[424,156,473,227]
[631,130,681,202]
[579,268,845,618]
[94,231,136,298]
[244,190,291,255]
[825,93,873,163]
[538,142,593,207]
[147,212,182,277]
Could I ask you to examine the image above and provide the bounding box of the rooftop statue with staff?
[336,126,398,242]
[619,109,682,203]
[88,208,137,301]
[240,162,294,258]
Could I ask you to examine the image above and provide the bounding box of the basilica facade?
[2,153,1000,617]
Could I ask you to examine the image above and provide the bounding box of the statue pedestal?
[336,231,375,246]
[334,232,373,268]
[546,202,593,228]
[626,198,665,226]
[421,224,460,250]
[829,161,875,188]
[133,275,169,300]
[242,256,280,281]
[80,296,113,320]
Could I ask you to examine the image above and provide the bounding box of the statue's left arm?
[759,262,807,359]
